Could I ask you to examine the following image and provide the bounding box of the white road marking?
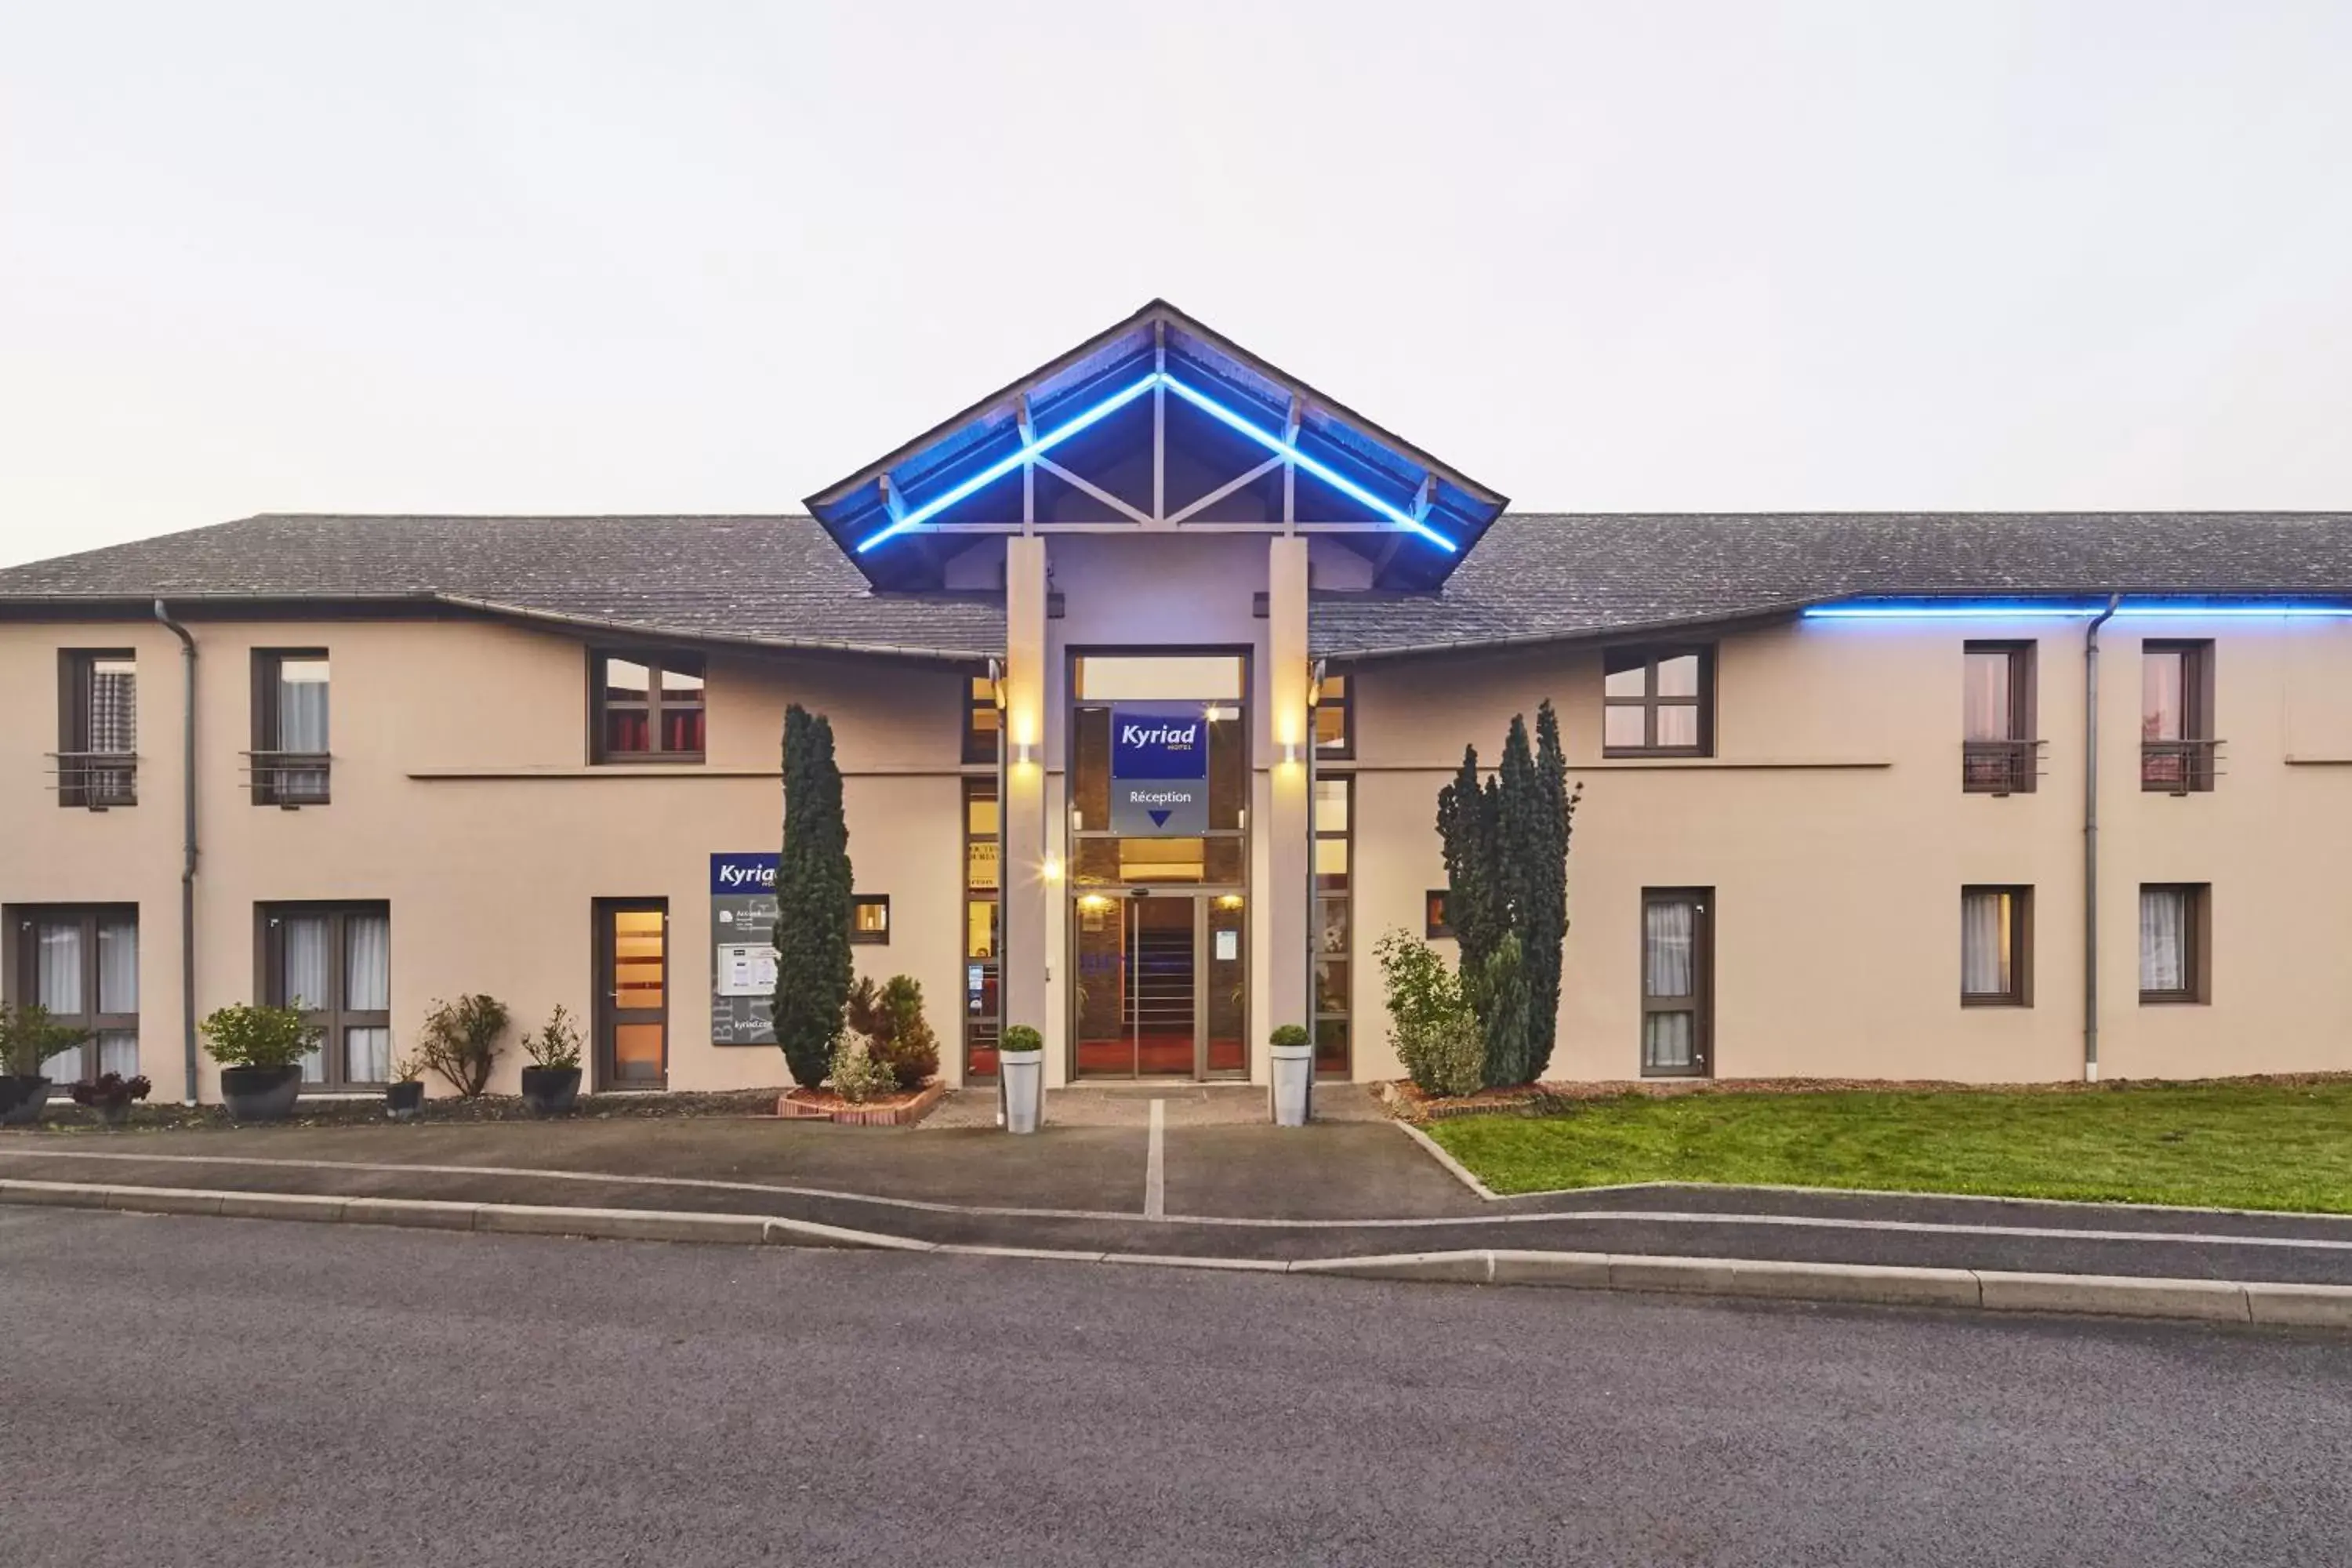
[1145,1099,1167,1220]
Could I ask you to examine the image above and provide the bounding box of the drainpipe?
[2082,594,2120,1083]
[153,601,200,1105]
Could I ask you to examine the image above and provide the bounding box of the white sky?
[3,1,2349,568]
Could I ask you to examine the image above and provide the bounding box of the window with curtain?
[1960,887,2031,1005]
[2141,642,2215,792]
[1961,642,2037,793]
[252,650,330,804]
[1603,647,1712,757]
[12,906,138,1086]
[1641,889,1711,1076]
[58,649,138,808]
[2139,884,2207,1003]
[263,902,391,1088]
[592,652,706,760]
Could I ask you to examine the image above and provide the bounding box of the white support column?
[1003,536,1052,1064]
[1263,536,1312,1080]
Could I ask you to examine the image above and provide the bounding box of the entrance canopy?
[804,299,1508,593]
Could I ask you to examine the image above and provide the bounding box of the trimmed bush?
[775,705,854,1089]
[1001,1024,1044,1055]
[1269,1024,1311,1049]
[199,1003,318,1070]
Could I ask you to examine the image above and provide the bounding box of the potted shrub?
[1269,1023,1315,1127]
[519,1004,583,1116]
[70,1072,151,1128]
[385,1054,426,1122]
[201,1003,318,1122]
[999,1023,1044,1134]
[416,994,509,1102]
[0,1002,89,1127]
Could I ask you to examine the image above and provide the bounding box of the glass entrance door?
[596,899,668,1088]
[1071,891,1247,1080]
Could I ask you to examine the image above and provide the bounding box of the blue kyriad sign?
[1110,707,1209,835]
[710,852,777,895]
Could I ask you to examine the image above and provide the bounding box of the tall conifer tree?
[774,705,853,1088]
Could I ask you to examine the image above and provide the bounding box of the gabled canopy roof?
[803,299,1510,592]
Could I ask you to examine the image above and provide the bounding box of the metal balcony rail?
[2142,738,2221,795]
[1961,739,2042,797]
[51,751,138,809]
[245,750,332,806]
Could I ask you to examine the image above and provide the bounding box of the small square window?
[591,651,706,762]
[1602,646,1713,757]
[1425,890,1454,939]
[851,895,891,945]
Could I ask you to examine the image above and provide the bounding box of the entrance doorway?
[594,898,668,1089]
[1072,891,1246,1080]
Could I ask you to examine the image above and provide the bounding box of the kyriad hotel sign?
[1109,708,1208,836]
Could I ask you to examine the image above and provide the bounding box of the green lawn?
[1426,1080,2352,1212]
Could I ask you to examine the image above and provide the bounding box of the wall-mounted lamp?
[1010,742,1040,767]
[1278,742,1305,766]
[1040,855,1064,883]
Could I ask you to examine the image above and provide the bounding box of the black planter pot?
[520,1065,583,1117]
[219,1064,303,1123]
[0,1076,52,1127]
[385,1080,425,1122]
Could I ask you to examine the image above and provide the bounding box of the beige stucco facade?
[5,558,2350,1102]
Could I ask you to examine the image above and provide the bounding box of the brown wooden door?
[596,899,668,1089]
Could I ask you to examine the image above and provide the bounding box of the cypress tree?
[1523,700,1576,1081]
[774,705,853,1088]
[1436,745,1497,982]
[1486,717,1543,1086]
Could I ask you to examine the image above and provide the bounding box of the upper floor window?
[1313,670,1354,760]
[2142,641,2216,793]
[962,671,1000,764]
[261,902,391,1088]
[58,649,137,808]
[1961,641,2038,795]
[593,652,706,762]
[1603,647,1711,757]
[252,650,330,806]
[9,906,139,1085]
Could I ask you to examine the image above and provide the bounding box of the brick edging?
[775,1079,947,1127]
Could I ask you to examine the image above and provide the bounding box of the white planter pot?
[1000,1050,1044,1134]
[1270,1042,1315,1127]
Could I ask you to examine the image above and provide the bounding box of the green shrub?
[523,1004,583,1071]
[1374,929,1484,1098]
[826,1036,898,1103]
[845,975,940,1091]
[416,994,510,1099]
[1001,1024,1044,1055]
[1269,1024,1311,1049]
[198,1003,318,1070]
[1,1001,89,1076]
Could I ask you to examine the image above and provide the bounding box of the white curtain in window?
[1961,891,2010,996]
[344,1027,390,1084]
[1643,1013,1694,1071]
[2140,888,2188,993]
[97,916,138,1014]
[1962,652,2013,741]
[1643,901,1694,999]
[35,920,83,1014]
[98,1031,138,1076]
[278,662,330,797]
[345,912,390,1011]
[281,915,331,1082]
[90,664,136,751]
[2143,652,2183,742]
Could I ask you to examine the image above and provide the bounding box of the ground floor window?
[964,777,1001,1078]
[1641,889,1711,1077]
[1961,886,2032,1006]
[260,902,390,1089]
[2139,884,2209,1004]
[1312,775,1351,1075]
[11,906,138,1084]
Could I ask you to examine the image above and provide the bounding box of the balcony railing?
[1962,739,2041,796]
[2142,739,2220,795]
[247,750,332,806]
[52,751,138,809]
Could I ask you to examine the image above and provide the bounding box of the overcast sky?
[2,2,2348,568]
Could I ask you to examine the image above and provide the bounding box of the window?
[963,779,1001,1077]
[1313,670,1353,760]
[592,652,706,761]
[1960,887,2032,1006]
[850,895,891,945]
[1603,647,1711,757]
[1425,889,1454,940]
[252,650,330,805]
[1641,889,1711,1077]
[1312,775,1352,1076]
[9,907,139,1085]
[56,650,138,808]
[2138,884,2209,1004]
[261,903,391,1088]
[2142,642,2216,793]
[1961,642,2038,795]
[962,671,1000,764]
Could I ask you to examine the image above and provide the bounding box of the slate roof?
[4,510,2350,663]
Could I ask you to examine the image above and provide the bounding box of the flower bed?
[775,1078,946,1127]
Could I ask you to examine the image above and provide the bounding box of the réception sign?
[710,852,778,1046]
[1109,707,1207,836]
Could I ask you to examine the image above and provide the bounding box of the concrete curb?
[8,1179,2348,1330]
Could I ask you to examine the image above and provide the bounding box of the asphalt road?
[5,1209,2348,1567]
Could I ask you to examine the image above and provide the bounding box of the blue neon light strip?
[1805,601,2352,620]
[856,371,1457,554]
[855,372,1160,554]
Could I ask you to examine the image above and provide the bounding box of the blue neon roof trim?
[1805,599,2352,619]
[855,372,1160,554]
